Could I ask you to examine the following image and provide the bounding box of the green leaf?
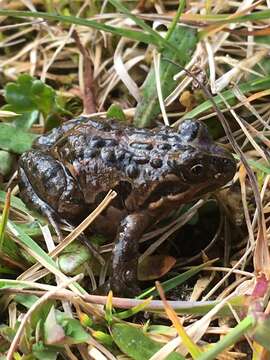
[4,74,37,112]
[0,123,37,154]
[253,316,270,351]
[1,104,39,130]
[0,324,16,343]
[30,301,55,329]
[107,104,126,122]
[6,220,86,295]
[17,221,44,237]
[0,190,10,251]
[58,242,91,275]
[56,311,90,344]
[32,341,59,360]
[111,323,185,360]
[44,306,65,345]
[134,26,197,127]
[14,294,39,309]
[14,110,39,130]
[0,150,13,176]
[4,74,57,117]
[92,330,114,346]
[0,190,31,214]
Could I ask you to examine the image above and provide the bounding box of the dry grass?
[1,0,270,359]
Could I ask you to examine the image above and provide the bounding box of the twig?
[72,30,97,114]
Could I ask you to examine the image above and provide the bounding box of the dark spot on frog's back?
[115,149,125,161]
[150,158,163,168]
[90,136,105,148]
[130,142,153,151]
[133,156,149,164]
[126,164,139,178]
[157,143,171,151]
[104,139,117,147]
[167,158,179,171]
[177,119,203,143]
[101,148,115,163]
[84,148,99,159]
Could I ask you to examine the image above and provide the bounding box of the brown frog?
[18,117,236,296]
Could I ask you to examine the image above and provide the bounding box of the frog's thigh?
[19,162,65,237]
[18,150,85,220]
[110,212,150,297]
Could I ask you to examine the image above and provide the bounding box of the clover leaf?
[4,74,58,115]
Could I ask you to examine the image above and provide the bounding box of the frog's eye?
[190,164,204,176]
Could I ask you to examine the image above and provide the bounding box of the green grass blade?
[253,316,270,351]
[134,26,197,127]
[0,190,35,215]
[234,155,270,175]
[108,0,163,45]
[115,297,153,320]
[204,9,270,24]
[183,77,270,119]
[165,0,186,40]
[0,279,55,291]
[184,10,270,23]
[138,259,216,299]
[197,315,255,360]
[0,190,11,251]
[6,220,85,294]
[0,10,158,46]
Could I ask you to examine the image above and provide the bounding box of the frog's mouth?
[143,175,190,208]
[147,181,189,203]
[194,182,229,198]
[144,173,232,210]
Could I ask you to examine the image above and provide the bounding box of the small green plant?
[0,74,68,155]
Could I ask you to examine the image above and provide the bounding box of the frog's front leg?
[110,212,151,297]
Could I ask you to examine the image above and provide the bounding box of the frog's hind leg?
[18,162,64,240]
[18,150,86,238]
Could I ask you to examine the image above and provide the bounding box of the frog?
[18,116,236,296]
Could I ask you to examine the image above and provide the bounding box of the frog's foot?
[94,276,141,297]
[110,264,141,297]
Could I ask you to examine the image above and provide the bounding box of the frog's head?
[169,119,236,191]
[128,119,236,212]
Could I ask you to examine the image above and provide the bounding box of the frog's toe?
[111,280,141,298]
[110,268,141,297]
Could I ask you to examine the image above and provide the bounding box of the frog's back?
[45,117,188,178]
[33,116,235,212]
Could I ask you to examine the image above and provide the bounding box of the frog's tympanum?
[18,117,236,296]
